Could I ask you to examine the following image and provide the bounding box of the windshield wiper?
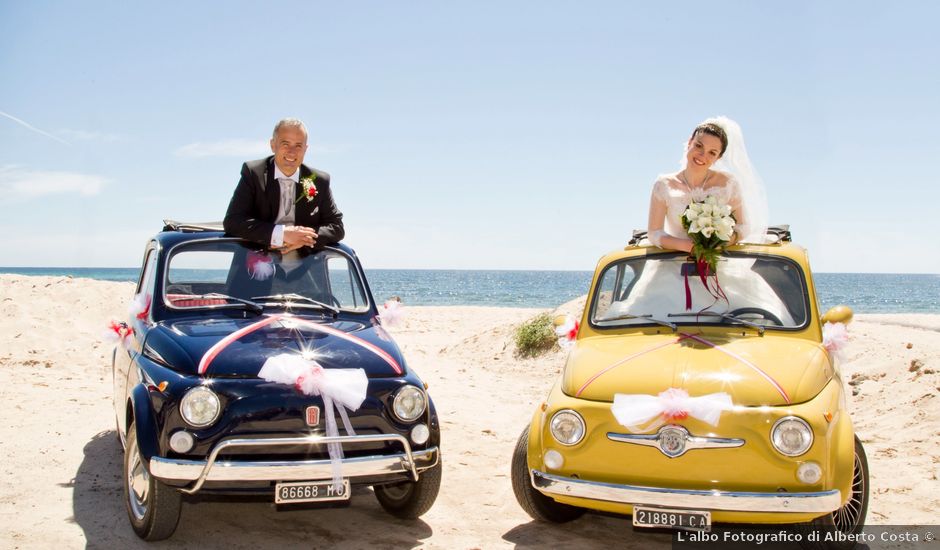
[192,293,263,314]
[251,293,340,316]
[601,313,677,332]
[667,311,765,336]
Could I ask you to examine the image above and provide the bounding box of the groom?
[223,118,344,252]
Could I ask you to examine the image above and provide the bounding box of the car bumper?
[531,470,842,514]
[149,434,438,494]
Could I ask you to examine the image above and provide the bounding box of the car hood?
[562,332,832,406]
[142,316,405,378]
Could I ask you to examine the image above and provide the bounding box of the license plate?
[275,480,350,504]
[633,505,711,531]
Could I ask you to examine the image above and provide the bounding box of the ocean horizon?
[1,267,938,314]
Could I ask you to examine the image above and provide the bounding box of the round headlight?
[393,386,427,422]
[550,410,585,446]
[180,386,221,427]
[771,416,813,457]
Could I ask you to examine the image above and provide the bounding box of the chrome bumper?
[531,470,842,514]
[149,434,438,495]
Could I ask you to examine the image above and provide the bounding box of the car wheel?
[123,423,182,541]
[373,460,442,519]
[798,435,869,550]
[511,426,585,523]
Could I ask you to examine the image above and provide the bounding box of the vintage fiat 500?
[512,227,868,548]
[112,223,440,540]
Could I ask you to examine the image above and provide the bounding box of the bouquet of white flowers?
[681,195,736,275]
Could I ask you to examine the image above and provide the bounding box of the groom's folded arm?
[223,164,277,246]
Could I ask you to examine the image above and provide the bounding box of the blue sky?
[1,1,938,272]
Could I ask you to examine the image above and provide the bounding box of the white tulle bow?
[258,354,368,492]
[611,388,733,432]
[554,315,579,349]
[246,251,275,281]
[378,300,405,327]
[822,322,849,362]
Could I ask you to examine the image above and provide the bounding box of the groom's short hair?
[272,118,307,140]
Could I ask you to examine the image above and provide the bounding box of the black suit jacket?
[223,156,345,247]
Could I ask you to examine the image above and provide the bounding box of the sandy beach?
[0,274,937,549]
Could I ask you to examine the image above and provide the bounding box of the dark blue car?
[112,223,441,540]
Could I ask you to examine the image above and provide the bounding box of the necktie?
[279,178,294,218]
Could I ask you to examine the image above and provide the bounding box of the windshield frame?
[159,238,374,317]
[587,250,812,333]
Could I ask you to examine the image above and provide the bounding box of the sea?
[1,268,938,314]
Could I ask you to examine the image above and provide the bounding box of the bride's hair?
[691,122,729,157]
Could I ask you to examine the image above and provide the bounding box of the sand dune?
[0,274,937,548]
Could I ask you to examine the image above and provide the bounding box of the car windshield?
[163,241,370,313]
[590,253,808,329]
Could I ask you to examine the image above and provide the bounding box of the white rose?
[701,226,715,238]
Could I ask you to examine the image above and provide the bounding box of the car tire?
[797,435,869,550]
[511,426,585,523]
[123,423,182,541]
[373,460,442,519]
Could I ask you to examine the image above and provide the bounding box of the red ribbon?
[198,314,402,375]
[576,332,790,404]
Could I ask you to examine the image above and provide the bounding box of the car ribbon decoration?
[555,314,580,349]
[822,321,849,362]
[258,354,367,492]
[197,313,403,375]
[246,251,275,281]
[611,387,734,433]
[576,332,790,404]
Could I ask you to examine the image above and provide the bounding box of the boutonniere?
[295,173,318,203]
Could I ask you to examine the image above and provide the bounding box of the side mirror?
[553,315,569,328]
[821,305,853,325]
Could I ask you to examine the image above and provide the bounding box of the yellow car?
[512,227,868,547]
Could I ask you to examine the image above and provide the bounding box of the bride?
[648,116,768,250]
[603,117,794,324]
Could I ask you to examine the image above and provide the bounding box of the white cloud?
[0,165,108,200]
[174,139,269,158]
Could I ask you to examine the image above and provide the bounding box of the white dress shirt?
[270,165,300,247]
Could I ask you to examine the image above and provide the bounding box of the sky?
[1,1,938,273]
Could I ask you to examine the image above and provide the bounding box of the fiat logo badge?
[658,426,688,458]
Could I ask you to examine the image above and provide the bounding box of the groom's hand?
[283,225,318,249]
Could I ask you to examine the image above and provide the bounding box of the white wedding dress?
[603,176,795,326]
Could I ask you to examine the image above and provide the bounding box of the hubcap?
[379,482,412,501]
[126,438,150,520]
[832,451,865,532]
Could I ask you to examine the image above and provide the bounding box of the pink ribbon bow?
[258,354,368,492]
[611,387,734,433]
[554,315,580,349]
[103,319,134,346]
[822,322,849,362]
